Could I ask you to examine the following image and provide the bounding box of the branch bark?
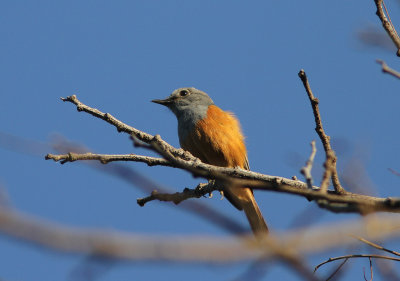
[298,69,346,194]
[46,152,173,166]
[374,0,400,57]
[137,183,216,206]
[45,95,400,215]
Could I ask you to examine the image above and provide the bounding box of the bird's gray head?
[152,87,214,119]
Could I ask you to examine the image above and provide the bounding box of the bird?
[152,87,268,236]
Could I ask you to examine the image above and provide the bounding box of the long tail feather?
[243,196,269,236]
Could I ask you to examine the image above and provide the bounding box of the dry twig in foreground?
[0,206,400,263]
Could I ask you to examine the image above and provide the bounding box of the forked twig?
[298,70,346,194]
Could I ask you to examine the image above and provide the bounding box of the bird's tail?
[242,194,269,236]
[226,186,269,236]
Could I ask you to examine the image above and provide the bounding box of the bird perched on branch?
[152,87,268,236]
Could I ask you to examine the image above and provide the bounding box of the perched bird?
[152,87,268,235]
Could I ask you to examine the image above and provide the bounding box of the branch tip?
[374,0,400,56]
[376,59,400,79]
[300,140,317,189]
[298,70,346,194]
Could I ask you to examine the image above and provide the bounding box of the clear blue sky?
[1,1,399,280]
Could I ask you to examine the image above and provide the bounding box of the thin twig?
[61,96,153,143]
[376,59,400,79]
[382,0,399,39]
[45,152,173,166]
[60,95,190,161]
[314,254,400,273]
[137,183,217,206]
[325,258,349,281]
[352,235,400,256]
[319,150,336,193]
[374,0,400,57]
[363,257,373,281]
[298,69,346,195]
[301,140,317,189]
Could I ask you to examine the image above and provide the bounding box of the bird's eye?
[179,90,189,97]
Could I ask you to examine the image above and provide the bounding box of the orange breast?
[181,105,248,169]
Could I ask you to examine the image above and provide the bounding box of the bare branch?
[325,258,349,281]
[46,95,400,215]
[49,137,248,235]
[376,59,400,79]
[45,152,173,166]
[300,140,317,189]
[61,95,154,144]
[137,182,217,206]
[319,150,336,194]
[314,254,400,273]
[47,150,400,214]
[1,207,400,263]
[352,235,400,256]
[298,69,346,194]
[374,0,400,57]
[60,95,189,160]
[22,134,249,236]
[363,257,373,281]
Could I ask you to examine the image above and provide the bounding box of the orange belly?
[181,105,248,170]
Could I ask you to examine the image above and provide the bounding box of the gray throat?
[176,104,209,144]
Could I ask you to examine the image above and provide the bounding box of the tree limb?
[298,69,346,194]
[1,207,400,263]
[46,152,173,166]
[137,182,216,206]
[46,95,400,215]
[374,0,400,57]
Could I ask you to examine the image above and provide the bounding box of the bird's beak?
[151,97,173,106]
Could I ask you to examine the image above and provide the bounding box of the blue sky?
[1,1,399,280]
